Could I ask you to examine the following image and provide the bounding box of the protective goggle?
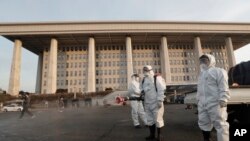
[199,58,209,65]
[143,67,151,72]
[132,74,139,77]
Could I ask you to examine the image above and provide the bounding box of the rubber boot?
[145,124,155,140]
[156,127,164,141]
[202,130,211,141]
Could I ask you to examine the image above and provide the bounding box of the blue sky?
[1,0,250,92]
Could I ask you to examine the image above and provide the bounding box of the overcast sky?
[0,0,250,92]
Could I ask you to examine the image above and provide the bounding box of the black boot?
[145,124,155,140]
[202,130,211,141]
[156,127,164,141]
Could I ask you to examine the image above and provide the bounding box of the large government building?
[1,21,250,96]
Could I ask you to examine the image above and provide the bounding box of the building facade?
[1,21,250,95]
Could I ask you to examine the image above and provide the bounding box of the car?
[175,95,185,104]
[2,104,23,112]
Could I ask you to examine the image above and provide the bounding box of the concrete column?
[35,53,43,94]
[87,37,96,92]
[8,40,22,96]
[126,36,133,87]
[225,37,236,68]
[194,37,203,57]
[194,37,203,73]
[47,39,58,94]
[160,36,171,84]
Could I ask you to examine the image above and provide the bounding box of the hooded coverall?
[141,65,166,128]
[197,54,230,141]
[128,75,147,126]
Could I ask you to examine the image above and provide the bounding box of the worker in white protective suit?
[141,65,166,141]
[128,73,147,128]
[197,54,230,141]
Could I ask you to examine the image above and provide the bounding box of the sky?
[0,0,250,92]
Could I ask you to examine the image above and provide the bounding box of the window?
[179,76,182,81]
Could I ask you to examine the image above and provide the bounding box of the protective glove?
[219,100,227,108]
[124,96,129,101]
[158,101,162,108]
[141,90,145,95]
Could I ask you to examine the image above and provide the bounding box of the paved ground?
[0,104,202,141]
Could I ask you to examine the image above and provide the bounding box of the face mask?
[144,71,150,76]
[135,77,139,82]
[200,64,208,70]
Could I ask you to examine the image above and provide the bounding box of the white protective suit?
[128,75,147,126]
[197,54,230,141]
[141,65,166,128]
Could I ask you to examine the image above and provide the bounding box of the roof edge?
[1,20,250,26]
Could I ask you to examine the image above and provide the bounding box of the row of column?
[8,36,236,96]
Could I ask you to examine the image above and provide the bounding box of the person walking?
[19,92,35,119]
[58,95,65,112]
